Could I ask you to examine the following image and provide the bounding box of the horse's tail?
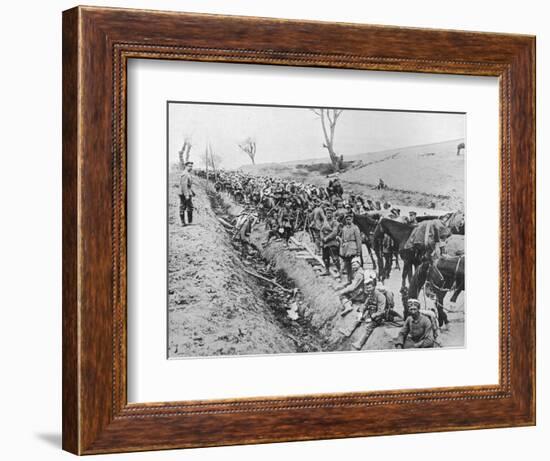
[409,261,430,299]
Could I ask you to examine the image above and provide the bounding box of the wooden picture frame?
[62,5,535,455]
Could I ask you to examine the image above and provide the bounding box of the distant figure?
[457,142,465,156]
[377,178,387,190]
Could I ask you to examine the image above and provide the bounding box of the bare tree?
[209,151,223,172]
[178,136,192,169]
[310,108,344,171]
[238,137,257,165]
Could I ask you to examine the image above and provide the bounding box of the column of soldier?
[199,169,436,349]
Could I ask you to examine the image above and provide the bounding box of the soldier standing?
[179,161,194,226]
[310,198,326,252]
[339,214,362,282]
[320,208,341,276]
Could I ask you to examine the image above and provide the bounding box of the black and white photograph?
[167,102,466,358]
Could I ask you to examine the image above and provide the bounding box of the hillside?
[240,139,465,211]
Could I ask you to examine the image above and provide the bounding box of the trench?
[206,188,328,353]
[204,184,409,352]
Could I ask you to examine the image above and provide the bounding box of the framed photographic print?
[62,6,535,455]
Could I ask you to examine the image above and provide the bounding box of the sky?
[168,102,465,169]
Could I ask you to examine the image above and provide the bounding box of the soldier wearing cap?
[320,207,341,276]
[334,200,347,223]
[350,278,388,349]
[277,200,294,244]
[337,256,365,314]
[339,277,387,343]
[179,161,194,226]
[407,210,418,226]
[310,198,326,252]
[395,299,435,348]
[339,214,362,282]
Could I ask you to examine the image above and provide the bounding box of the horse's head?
[353,213,378,237]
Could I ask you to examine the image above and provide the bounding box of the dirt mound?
[168,174,295,357]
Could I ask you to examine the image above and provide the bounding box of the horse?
[408,256,465,326]
[372,218,418,288]
[353,212,381,271]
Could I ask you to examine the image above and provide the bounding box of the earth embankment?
[168,174,296,357]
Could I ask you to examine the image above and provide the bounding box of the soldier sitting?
[394,299,435,349]
[337,257,365,314]
[338,278,387,347]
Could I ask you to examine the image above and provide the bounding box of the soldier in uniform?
[334,199,348,223]
[320,208,341,276]
[277,200,294,244]
[395,299,435,348]
[407,210,418,226]
[337,257,365,315]
[310,198,326,253]
[339,214,363,282]
[179,161,194,226]
[350,279,388,349]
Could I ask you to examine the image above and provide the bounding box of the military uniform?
[179,170,194,225]
[277,206,294,243]
[339,221,362,282]
[320,217,341,272]
[310,205,325,251]
[395,314,435,348]
[351,288,387,350]
[339,265,365,303]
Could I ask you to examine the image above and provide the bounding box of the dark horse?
[372,218,417,288]
[408,256,465,326]
[353,212,381,270]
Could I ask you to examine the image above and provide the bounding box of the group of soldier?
[336,256,436,350]
[183,164,437,350]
